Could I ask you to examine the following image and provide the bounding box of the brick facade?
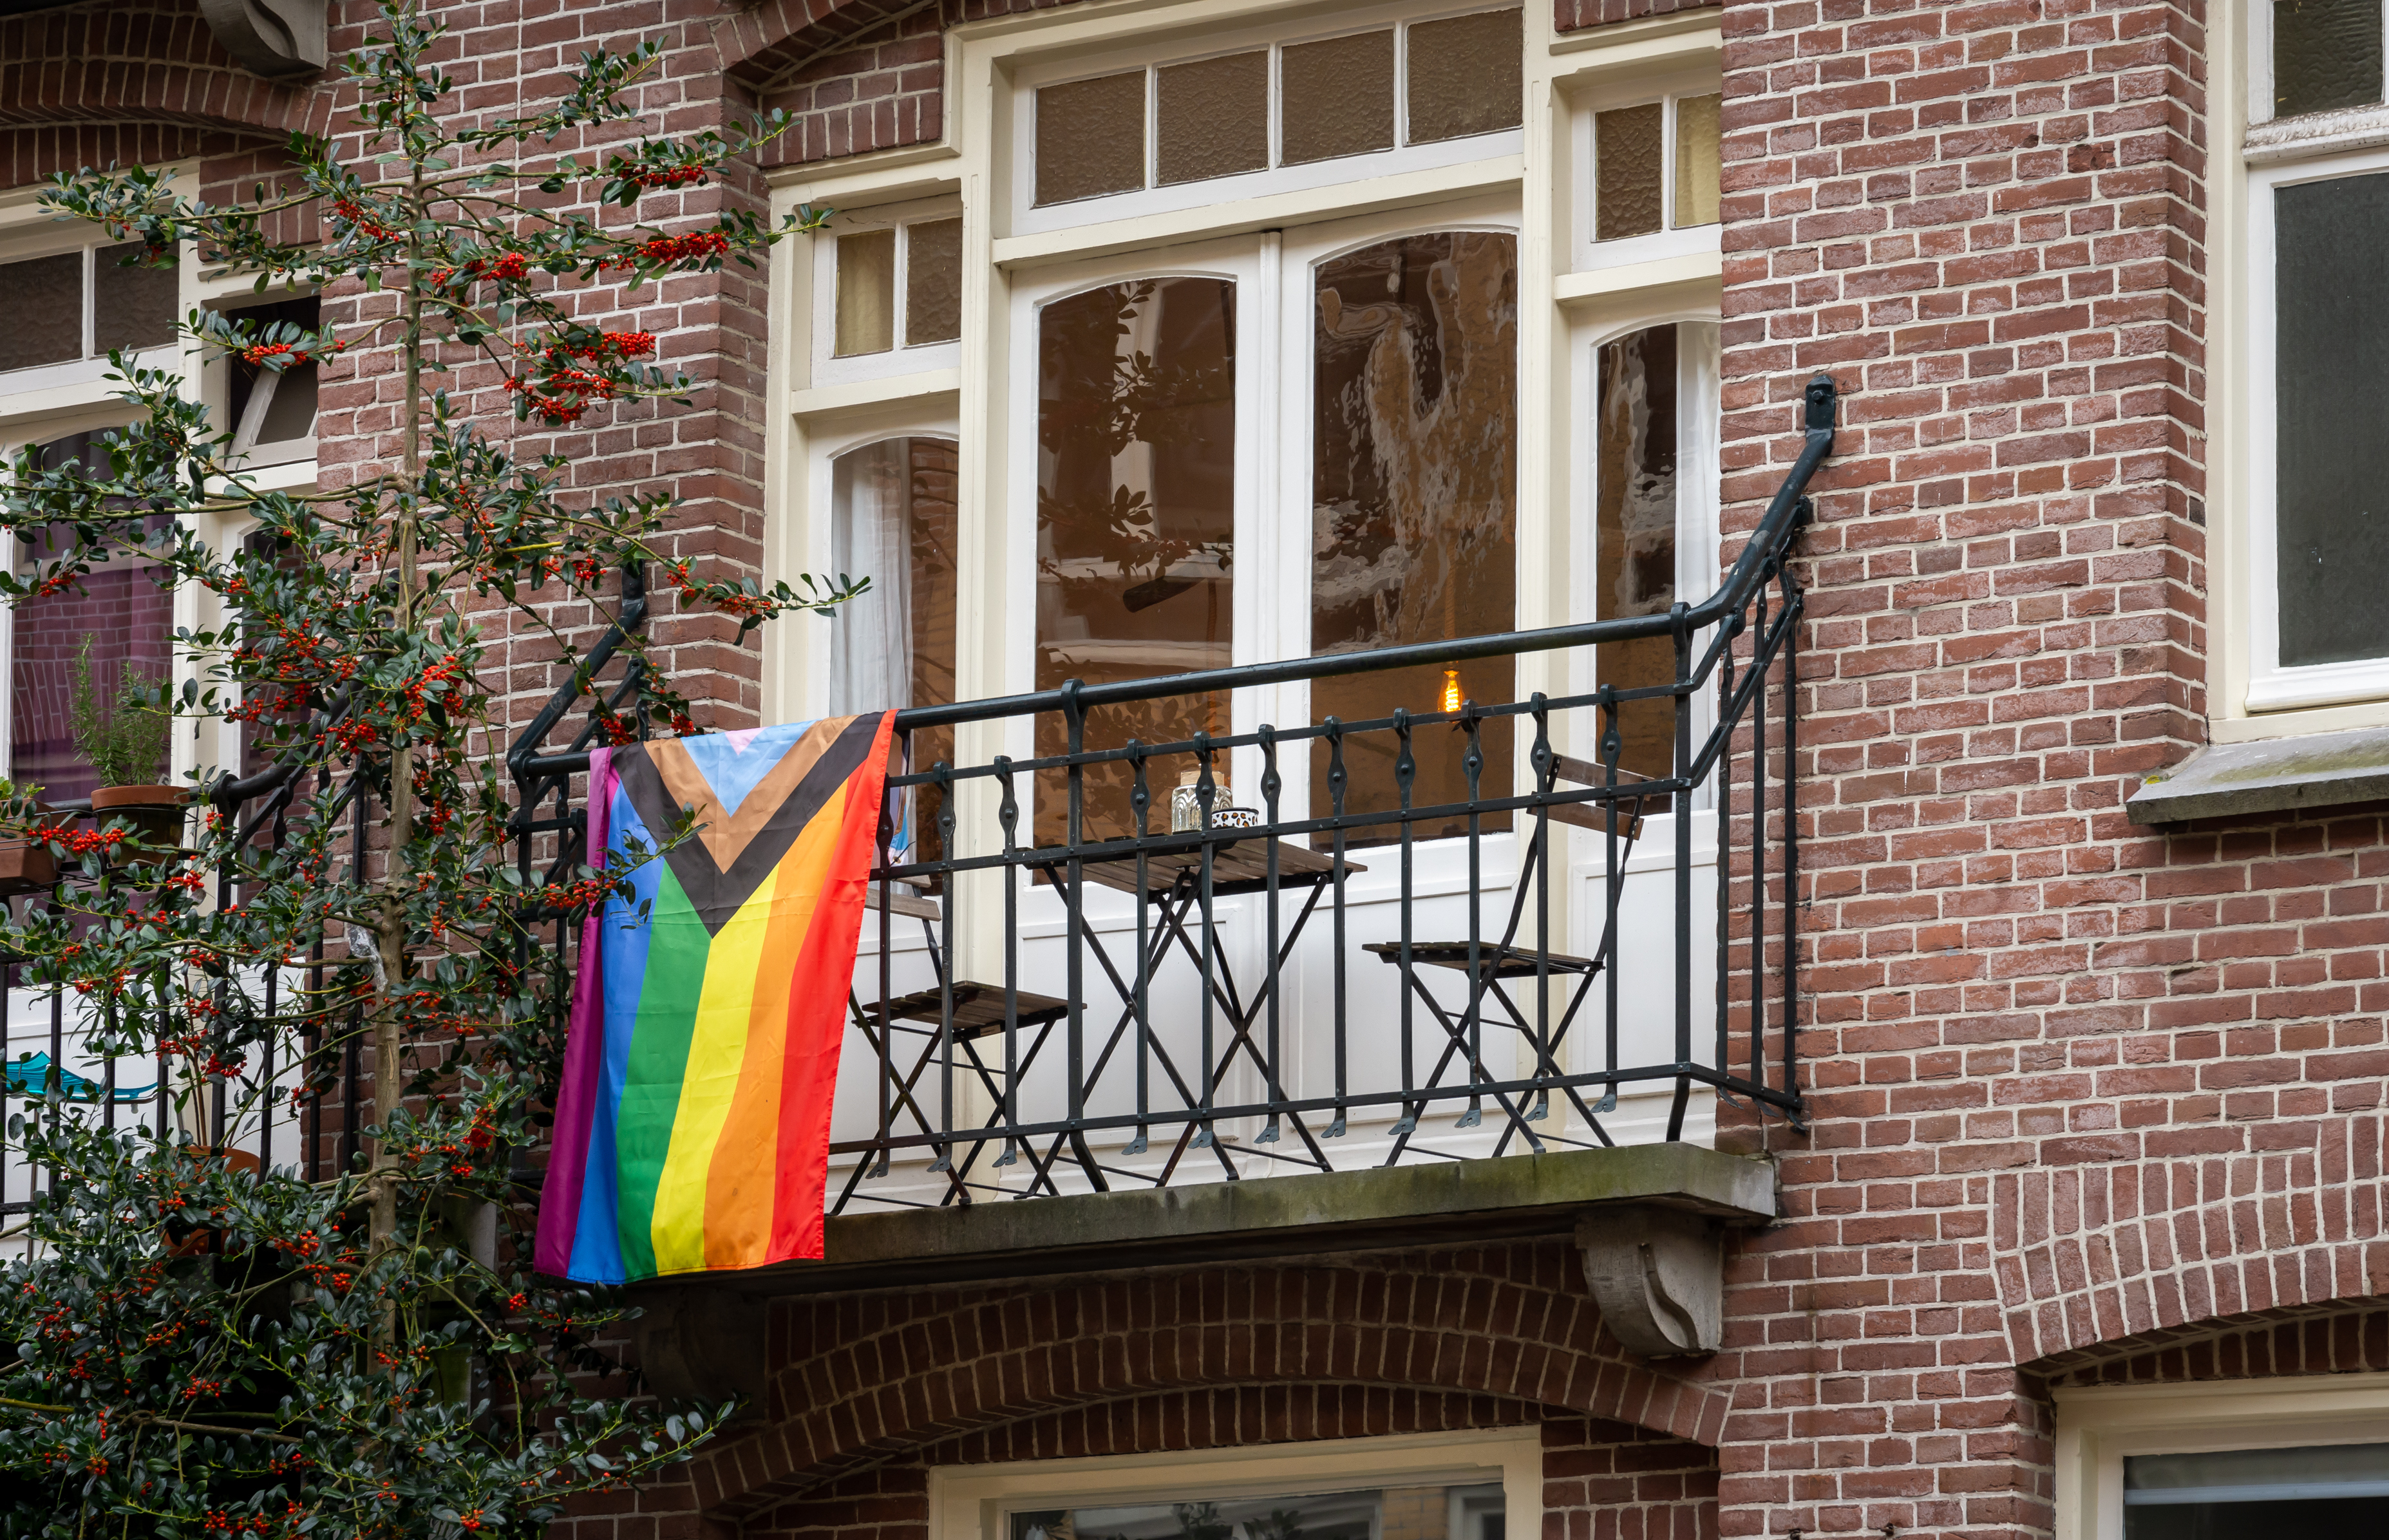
[12,0,2387,1536]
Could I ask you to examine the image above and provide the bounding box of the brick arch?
[714,0,930,93]
[1992,1114,2389,1366]
[689,1247,1732,1521]
[0,0,330,142]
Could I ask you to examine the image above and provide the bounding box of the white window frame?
[1006,0,1525,239]
[812,194,966,390]
[2055,1371,2389,1540]
[1567,65,1723,273]
[2220,0,2389,729]
[928,1427,1542,1540]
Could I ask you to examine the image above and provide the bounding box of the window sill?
[2125,723,2389,824]
[2244,101,2389,164]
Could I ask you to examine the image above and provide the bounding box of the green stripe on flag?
[613,863,710,1280]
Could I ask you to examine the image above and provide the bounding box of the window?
[1012,209,1520,846]
[1010,5,1524,234]
[0,241,176,384]
[827,435,959,858]
[813,201,963,386]
[6,431,175,806]
[220,295,322,465]
[927,1429,1538,1540]
[2054,1372,2389,1540]
[1572,77,1721,270]
[2243,0,2389,709]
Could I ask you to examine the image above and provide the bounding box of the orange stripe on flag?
[700,784,846,1269]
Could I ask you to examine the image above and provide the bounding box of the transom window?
[1010,5,1525,235]
[0,241,176,382]
[1570,73,1722,270]
[813,200,963,386]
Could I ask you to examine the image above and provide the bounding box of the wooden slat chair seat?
[871,980,1071,1040]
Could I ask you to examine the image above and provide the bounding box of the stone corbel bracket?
[197,0,326,80]
[1575,1205,1728,1359]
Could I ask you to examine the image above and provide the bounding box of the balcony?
[2,378,1833,1327]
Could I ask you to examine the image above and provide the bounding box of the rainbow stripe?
[536,715,895,1282]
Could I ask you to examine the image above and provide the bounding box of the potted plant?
[0,779,53,896]
[68,633,182,852]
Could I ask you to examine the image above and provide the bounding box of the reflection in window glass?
[1014,1484,1501,1540]
[9,433,175,807]
[1310,232,1516,845]
[1594,324,1679,783]
[2125,1441,2389,1538]
[2272,171,2389,668]
[829,437,959,861]
[2274,0,2383,117]
[1035,278,1236,845]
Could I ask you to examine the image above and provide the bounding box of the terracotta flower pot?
[89,784,189,858]
[0,838,55,897]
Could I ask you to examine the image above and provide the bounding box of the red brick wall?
[1554,0,1720,33]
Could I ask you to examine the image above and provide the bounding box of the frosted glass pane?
[1594,325,1679,782]
[93,243,176,354]
[1406,8,1523,144]
[1157,50,1269,184]
[1036,278,1236,845]
[1035,71,1147,205]
[2126,1443,2389,1539]
[2275,0,2383,117]
[1595,103,1664,240]
[2273,171,2389,668]
[835,227,895,357]
[905,218,961,346]
[0,253,81,371]
[1673,94,1721,228]
[1310,232,1517,845]
[1282,30,1395,165]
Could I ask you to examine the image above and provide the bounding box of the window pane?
[1673,94,1722,228]
[1035,71,1148,205]
[835,228,896,357]
[1157,50,1269,185]
[93,242,176,355]
[2126,1443,2389,1539]
[1406,8,1524,144]
[1310,233,1516,845]
[1036,278,1236,845]
[2274,172,2389,668]
[10,433,175,808]
[1594,324,1679,783]
[830,437,959,863]
[0,253,81,371]
[2275,0,2383,117]
[904,218,962,346]
[1596,103,1665,239]
[1282,30,1396,165]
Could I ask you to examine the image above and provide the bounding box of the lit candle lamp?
[1440,668,1462,714]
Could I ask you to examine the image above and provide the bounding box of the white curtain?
[829,438,916,715]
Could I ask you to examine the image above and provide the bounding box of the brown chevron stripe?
[614,714,889,937]
[648,718,847,872]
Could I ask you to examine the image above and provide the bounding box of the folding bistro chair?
[1363,754,1663,1143]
